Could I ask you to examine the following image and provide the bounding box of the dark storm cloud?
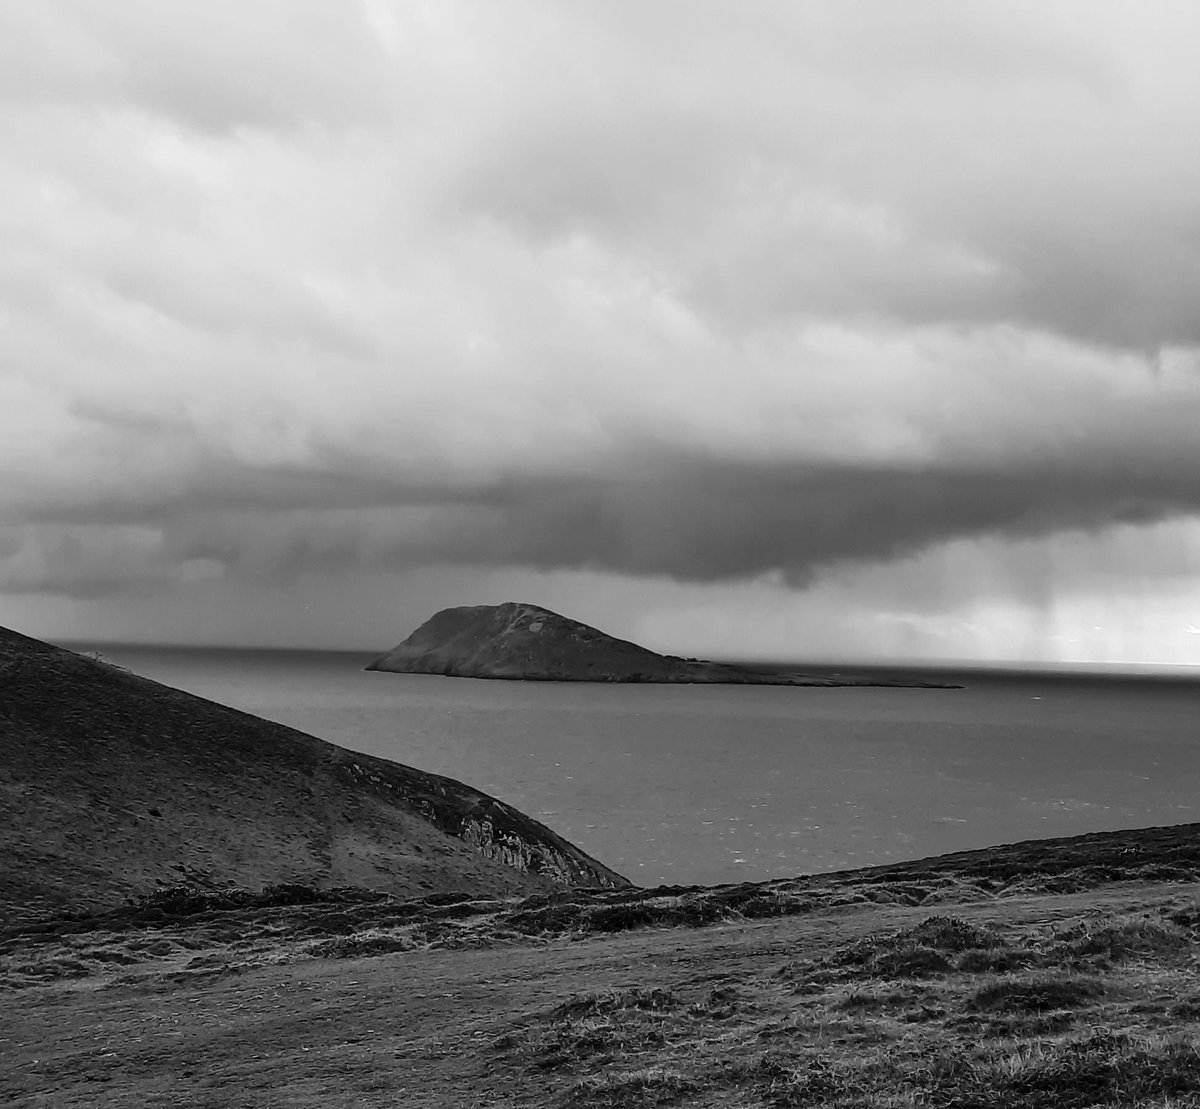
[142,427,1200,593]
[2,1,1200,604]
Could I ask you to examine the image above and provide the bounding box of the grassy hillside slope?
[0,626,626,922]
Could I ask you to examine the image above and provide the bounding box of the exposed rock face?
[0,625,628,921]
[367,602,958,687]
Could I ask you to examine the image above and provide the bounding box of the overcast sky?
[2,1,1199,664]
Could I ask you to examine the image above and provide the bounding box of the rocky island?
[367,601,959,687]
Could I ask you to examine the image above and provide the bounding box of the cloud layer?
[2,1,1199,653]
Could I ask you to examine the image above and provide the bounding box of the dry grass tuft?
[563,1068,699,1107]
[551,988,680,1020]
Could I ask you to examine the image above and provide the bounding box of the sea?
[75,644,1200,888]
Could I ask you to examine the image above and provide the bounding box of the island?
[365,601,960,687]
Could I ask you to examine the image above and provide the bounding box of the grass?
[550,987,680,1019]
[1057,918,1189,962]
[960,1032,1200,1108]
[563,1068,700,1107]
[478,902,1200,1107]
[7,875,1200,1106]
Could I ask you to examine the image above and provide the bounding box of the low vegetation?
[483,904,1200,1107]
[10,815,1200,988]
[6,841,1200,1106]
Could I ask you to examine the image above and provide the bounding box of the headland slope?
[0,625,627,922]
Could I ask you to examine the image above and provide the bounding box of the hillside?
[367,602,958,686]
[0,625,627,922]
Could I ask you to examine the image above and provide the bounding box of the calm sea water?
[79,644,1200,887]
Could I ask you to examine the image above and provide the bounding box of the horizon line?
[55,637,1200,678]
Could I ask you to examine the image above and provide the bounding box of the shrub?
[733,894,814,919]
[257,883,324,907]
[418,890,476,907]
[870,944,952,978]
[970,972,1106,1014]
[308,933,414,959]
[583,899,726,934]
[838,988,916,1011]
[1060,918,1188,961]
[687,985,746,1018]
[551,988,679,1020]
[956,946,1035,974]
[503,902,587,935]
[840,915,997,979]
[899,915,997,952]
[139,886,255,917]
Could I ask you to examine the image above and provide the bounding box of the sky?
[2,1,1199,665]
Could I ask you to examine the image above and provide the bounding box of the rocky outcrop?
[0,624,627,921]
[332,757,625,889]
[367,602,959,687]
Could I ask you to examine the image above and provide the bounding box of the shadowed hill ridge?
[0,625,627,921]
[367,602,959,686]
